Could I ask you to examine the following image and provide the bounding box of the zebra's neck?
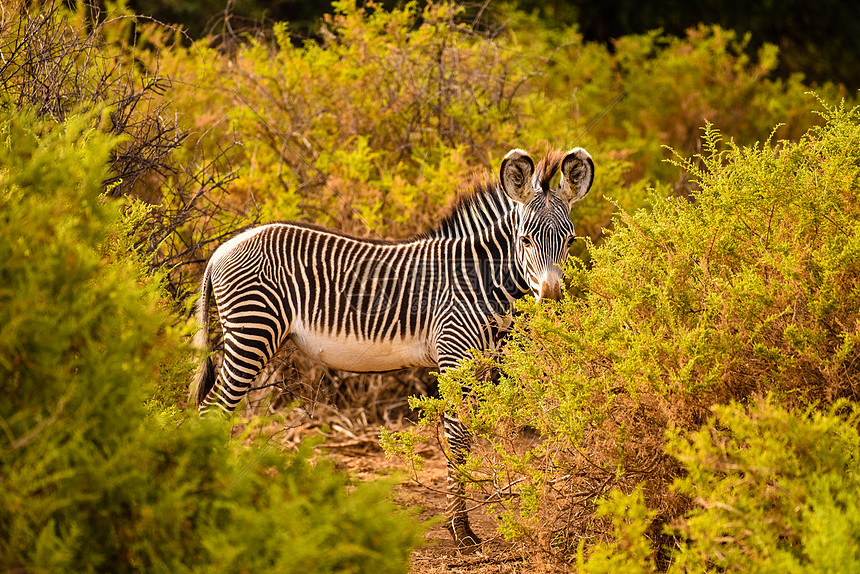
[463,210,530,311]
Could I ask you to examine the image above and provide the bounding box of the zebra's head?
[500,147,594,302]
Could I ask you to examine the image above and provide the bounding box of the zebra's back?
[207,222,444,372]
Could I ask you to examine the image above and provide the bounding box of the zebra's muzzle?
[537,266,563,302]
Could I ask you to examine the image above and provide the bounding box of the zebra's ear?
[559,148,594,205]
[500,149,535,204]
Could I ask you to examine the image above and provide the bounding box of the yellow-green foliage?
[0,108,422,573]
[576,485,658,574]
[538,25,827,184]
[461,6,843,186]
[505,98,860,434]
[667,398,860,572]
[5,1,858,570]
[133,0,846,277]
[4,1,840,250]
[396,100,860,565]
[153,0,526,237]
[579,398,860,572]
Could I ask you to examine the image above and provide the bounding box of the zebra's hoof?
[456,536,482,554]
[448,524,482,553]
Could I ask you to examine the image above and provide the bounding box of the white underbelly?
[290,323,436,372]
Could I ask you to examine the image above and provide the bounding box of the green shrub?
[667,398,860,572]
[576,485,658,574]
[493,6,848,186]
[389,98,860,566]
[579,398,860,573]
[145,1,644,236]
[0,108,422,573]
[152,1,520,237]
[8,1,844,295]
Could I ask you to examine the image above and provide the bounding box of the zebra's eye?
[520,235,533,248]
[565,235,576,248]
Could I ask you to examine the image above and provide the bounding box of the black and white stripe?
[192,147,594,550]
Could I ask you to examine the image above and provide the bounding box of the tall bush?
[390,98,860,566]
[148,1,646,241]
[0,108,421,572]
[0,0,255,302]
[499,5,844,187]
[141,1,849,298]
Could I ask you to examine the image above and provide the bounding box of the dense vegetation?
[0,107,422,572]
[397,101,860,568]
[2,0,858,571]
[126,0,860,89]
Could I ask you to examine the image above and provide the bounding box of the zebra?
[192,147,595,550]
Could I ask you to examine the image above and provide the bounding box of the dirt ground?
[324,429,530,574]
[242,374,554,573]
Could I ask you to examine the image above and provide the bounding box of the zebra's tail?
[191,263,216,408]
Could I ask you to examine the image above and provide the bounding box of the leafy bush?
[6,1,847,295]
[0,0,185,198]
[153,0,530,237]
[138,1,851,296]
[389,99,860,566]
[0,0,254,302]
[580,398,860,573]
[0,108,421,573]
[667,398,860,572]
[502,7,847,186]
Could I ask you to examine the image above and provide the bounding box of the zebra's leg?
[442,411,481,551]
[435,341,484,551]
[199,326,277,415]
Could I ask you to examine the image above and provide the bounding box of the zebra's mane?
[425,149,569,239]
[424,178,514,239]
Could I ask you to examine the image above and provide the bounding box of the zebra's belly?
[290,324,436,372]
